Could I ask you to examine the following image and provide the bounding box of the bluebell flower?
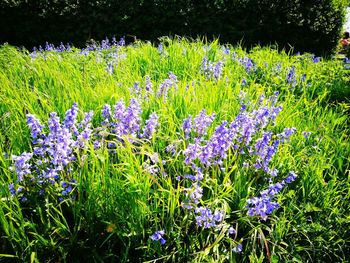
[183,115,193,139]
[286,66,297,86]
[8,183,16,196]
[303,131,311,139]
[184,138,201,165]
[150,230,166,244]
[145,76,153,92]
[285,171,298,183]
[228,227,236,235]
[313,56,321,63]
[118,37,125,46]
[27,114,45,139]
[157,73,178,100]
[201,57,224,80]
[232,243,243,253]
[63,103,78,135]
[193,109,216,136]
[141,113,159,139]
[194,207,224,229]
[11,152,33,182]
[239,56,255,73]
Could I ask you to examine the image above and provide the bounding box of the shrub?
[0,0,346,55]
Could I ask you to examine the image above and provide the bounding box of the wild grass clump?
[0,38,349,262]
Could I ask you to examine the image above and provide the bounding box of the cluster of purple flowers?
[9,103,95,202]
[245,171,298,220]
[100,98,159,141]
[200,57,224,80]
[238,56,256,73]
[80,36,125,56]
[30,42,71,58]
[10,98,160,203]
[183,93,286,169]
[177,91,299,246]
[182,110,216,139]
[194,207,224,229]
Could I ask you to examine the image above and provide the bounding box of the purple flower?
[278,127,296,142]
[150,230,166,245]
[141,113,159,139]
[193,110,216,136]
[313,56,321,63]
[303,131,311,139]
[114,100,126,121]
[213,60,223,80]
[194,207,224,229]
[11,152,33,182]
[246,194,280,221]
[184,138,201,165]
[102,104,112,120]
[145,76,153,93]
[286,66,297,86]
[285,171,298,183]
[26,114,44,139]
[63,103,78,134]
[200,57,224,80]
[183,115,193,139]
[239,56,255,73]
[8,183,16,196]
[232,243,243,253]
[118,37,125,46]
[228,227,236,235]
[124,98,141,135]
[157,73,178,100]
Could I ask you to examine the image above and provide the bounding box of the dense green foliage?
[0,0,346,55]
[0,39,349,262]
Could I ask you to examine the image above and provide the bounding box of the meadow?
[0,38,349,262]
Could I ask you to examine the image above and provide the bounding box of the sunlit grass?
[0,38,349,262]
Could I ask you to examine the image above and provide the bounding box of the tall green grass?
[0,39,349,262]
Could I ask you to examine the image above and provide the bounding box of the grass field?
[0,38,349,262]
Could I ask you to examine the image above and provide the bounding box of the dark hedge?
[0,0,345,55]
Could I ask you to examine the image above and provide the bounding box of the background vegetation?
[0,0,347,55]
